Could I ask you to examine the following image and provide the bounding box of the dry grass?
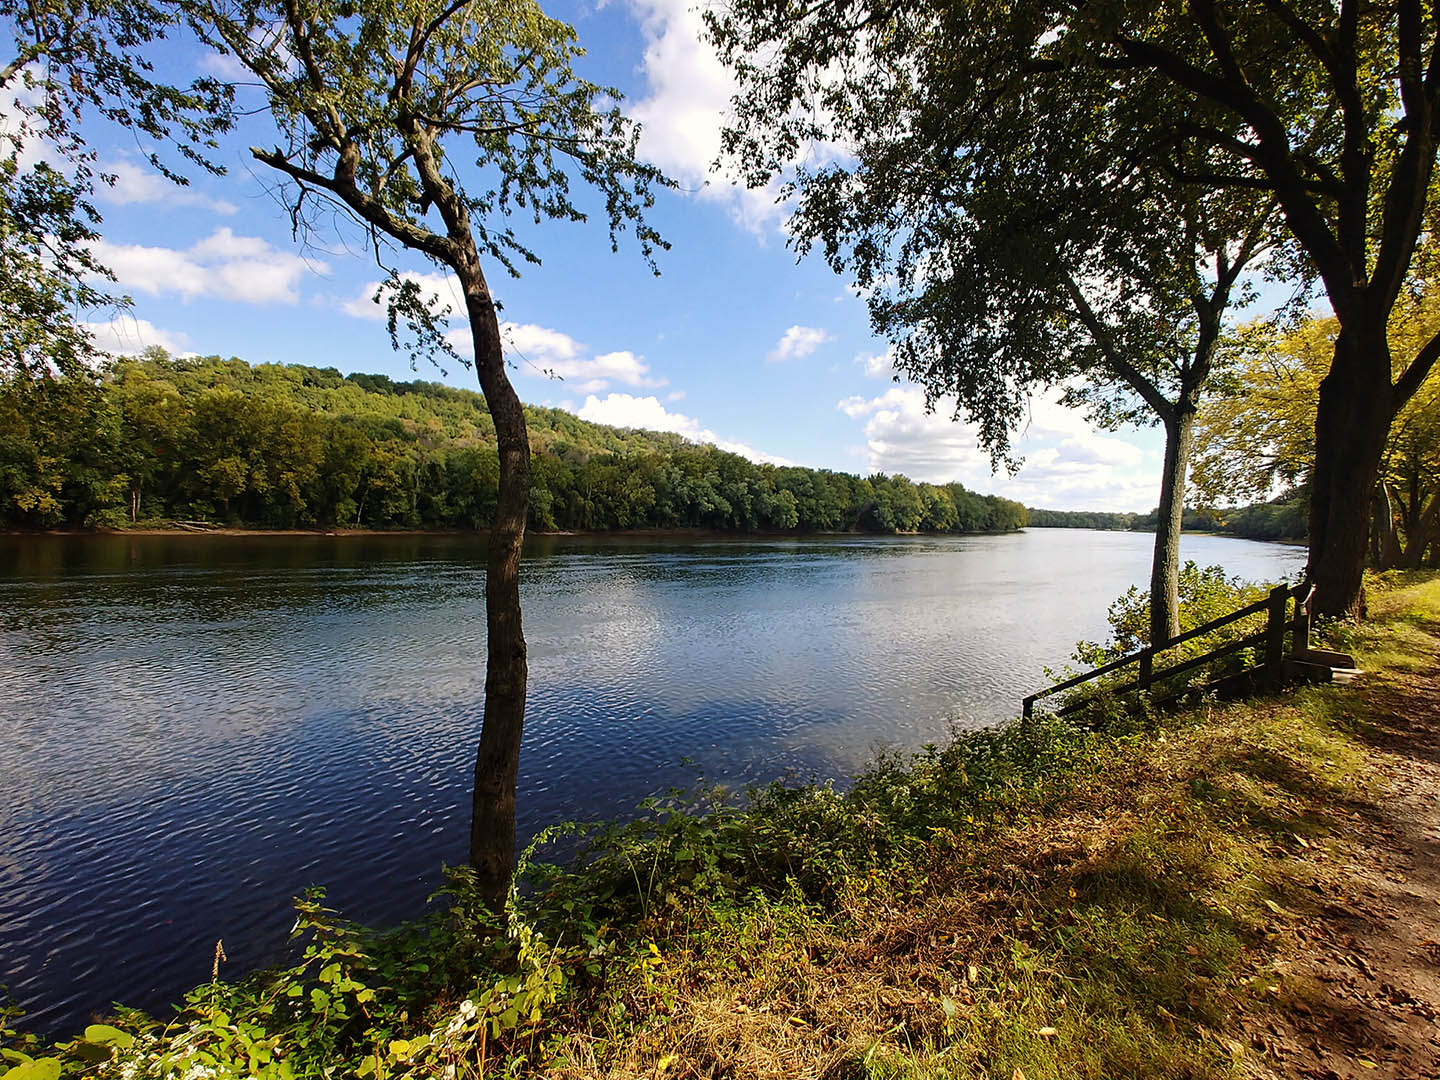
[531,578,1440,1080]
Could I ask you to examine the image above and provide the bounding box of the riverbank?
[5,573,1436,1078]
[3,522,1022,540]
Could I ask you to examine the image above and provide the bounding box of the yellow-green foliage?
[0,354,1026,533]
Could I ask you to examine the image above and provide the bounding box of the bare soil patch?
[1253,653,1440,1079]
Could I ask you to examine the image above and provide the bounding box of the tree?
[710,0,1440,618]
[709,2,1277,643]
[195,0,668,907]
[1195,290,1440,569]
[1,0,233,376]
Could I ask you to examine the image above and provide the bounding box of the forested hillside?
[1028,497,1309,542]
[0,353,1028,534]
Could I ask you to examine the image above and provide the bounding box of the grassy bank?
[5,574,1438,1079]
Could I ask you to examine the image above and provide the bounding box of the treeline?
[1025,508,1137,530]
[0,353,1028,535]
[1028,496,1308,543]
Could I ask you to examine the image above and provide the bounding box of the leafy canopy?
[1,0,233,376]
[710,0,1440,442]
[708,0,1285,464]
[196,0,670,359]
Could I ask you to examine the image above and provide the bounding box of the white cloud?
[625,0,785,231]
[509,343,666,394]
[856,344,897,378]
[188,227,271,259]
[341,270,464,321]
[578,392,794,465]
[836,386,1160,512]
[92,229,324,304]
[502,321,584,365]
[767,324,832,363]
[344,285,667,395]
[196,50,252,82]
[81,316,191,356]
[99,159,237,215]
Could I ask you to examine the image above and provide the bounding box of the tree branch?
[1111,33,1353,303]
[251,145,456,263]
[1060,274,1176,423]
[1395,324,1440,407]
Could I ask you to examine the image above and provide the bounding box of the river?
[0,528,1304,1032]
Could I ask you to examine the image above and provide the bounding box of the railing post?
[1265,584,1289,689]
[1138,649,1153,693]
[1023,695,1034,720]
[1292,584,1316,654]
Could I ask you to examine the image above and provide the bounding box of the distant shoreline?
[0,524,1307,546]
[2,524,1017,541]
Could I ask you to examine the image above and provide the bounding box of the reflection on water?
[0,529,1304,1031]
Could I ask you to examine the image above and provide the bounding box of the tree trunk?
[1307,324,1396,618]
[1149,407,1194,645]
[459,260,532,913]
[1374,484,1404,569]
[1402,495,1440,569]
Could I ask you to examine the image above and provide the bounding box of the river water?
[0,528,1304,1032]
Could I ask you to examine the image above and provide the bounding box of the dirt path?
[1257,654,1440,1079]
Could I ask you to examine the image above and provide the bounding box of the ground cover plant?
[4,573,1436,1079]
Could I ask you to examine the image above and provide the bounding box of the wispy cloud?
[767,324,832,363]
[578,392,793,465]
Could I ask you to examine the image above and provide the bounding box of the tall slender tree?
[197,0,668,907]
[711,0,1440,618]
[710,1,1277,643]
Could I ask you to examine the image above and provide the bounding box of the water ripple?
[0,529,1303,1032]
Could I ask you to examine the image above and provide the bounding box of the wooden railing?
[1022,582,1312,720]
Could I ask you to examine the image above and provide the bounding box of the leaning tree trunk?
[1403,495,1440,569]
[401,117,535,912]
[1149,406,1194,646]
[1307,325,1396,618]
[451,251,532,912]
[1370,486,1399,567]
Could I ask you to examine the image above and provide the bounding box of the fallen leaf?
[1037,1026,1058,1037]
[1356,1059,1378,1070]
[1263,898,1284,915]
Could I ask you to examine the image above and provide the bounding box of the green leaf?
[3,1059,62,1080]
[82,1024,134,1048]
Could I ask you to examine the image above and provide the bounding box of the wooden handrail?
[1051,630,1268,717]
[1023,582,1305,719]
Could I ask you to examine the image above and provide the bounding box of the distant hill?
[1028,496,1307,542]
[1,353,1028,534]
[1025,508,1138,530]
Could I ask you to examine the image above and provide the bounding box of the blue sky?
[62,0,1175,512]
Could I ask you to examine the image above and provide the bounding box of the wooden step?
[1293,647,1359,668]
[1286,658,1337,684]
[1285,657,1363,685]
